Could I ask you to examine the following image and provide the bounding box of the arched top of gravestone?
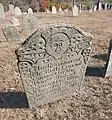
[16,24,92,62]
[15,7,22,16]
[9,4,15,15]
[28,8,33,14]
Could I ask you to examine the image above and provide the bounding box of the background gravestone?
[22,14,37,32]
[28,8,33,14]
[16,24,92,108]
[9,4,15,15]
[11,17,20,26]
[52,6,57,14]
[3,25,20,42]
[14,7,22,16]
[73,5,79,16]
[0,3,5,19]
[105,40,112,77]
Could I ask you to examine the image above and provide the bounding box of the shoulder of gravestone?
[16,23,93,54]
[36,23,93,38]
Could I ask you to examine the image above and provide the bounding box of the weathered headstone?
[22,14,37,32]
[52,6,57,14]
[11,17,20,26]
[9,4,15,15]
[16,24,92,108]
[28,8,33,14]
[73,5,78,16]
[105,40,112,77]
[2,25,20,42]
[0,3,5,19]
[15,7,22,16]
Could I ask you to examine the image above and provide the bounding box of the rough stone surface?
[105,40,112,77]
[0,3,5,19]
[16,24,92,108]
[2,25,20,42]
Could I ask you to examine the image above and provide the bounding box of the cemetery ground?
[0,11,112,120]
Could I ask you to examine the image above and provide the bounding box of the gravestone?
[11,17,20,26]
[105,3,107,10]
[79,4,82,13]
[89,9,92,13]
[15,7,22,16]
[73,5,78,16]
[2,25,20,42]
[64,8,68,12]
[28,8,33,14]
[105,40,112,77]
[45,8,50,14]
[59,8,64,14]
[52,6,57,14]
[9,4,15,15]
[98,2,102,11]
[0,3,5,19]
[16,24,92,108]
[22,14,37,32]
[94,5,97,11]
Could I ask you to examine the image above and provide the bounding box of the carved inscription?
[16,24,92,108]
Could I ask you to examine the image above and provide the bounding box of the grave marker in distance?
[0,3,5,19]
[3,25,20,42]
[16,24,92,108]
[105,40,112,77]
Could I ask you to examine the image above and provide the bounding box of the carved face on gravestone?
[46,33,69,59]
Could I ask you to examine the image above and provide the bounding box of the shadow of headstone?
[0,92,29,108]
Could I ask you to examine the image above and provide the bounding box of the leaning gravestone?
[16,24,92,108]
[2,25,20,42]
[11,17,20,26]
[105,40,112,77]
[0,3,5,19]
[9,4,15,15]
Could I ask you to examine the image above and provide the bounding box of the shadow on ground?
[0,92,29,108]
[85,66,105,77]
